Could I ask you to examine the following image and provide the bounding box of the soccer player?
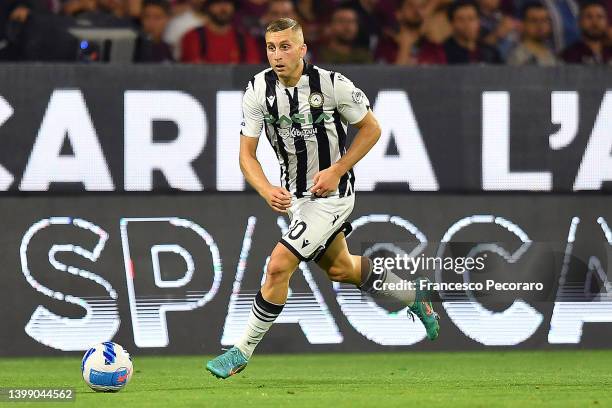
[206,17,440,379]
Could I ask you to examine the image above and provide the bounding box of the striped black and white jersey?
[240,60,371,198]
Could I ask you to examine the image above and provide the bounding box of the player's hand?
[310,166,341,197]
[264,186,292,213]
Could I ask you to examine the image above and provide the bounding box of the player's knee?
[265,258,293,284]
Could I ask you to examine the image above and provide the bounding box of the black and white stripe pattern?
[330,71,354,198]
[285,86,308,198]
[308,69,331,171]
[252,290,284,323]
[235,290,286,358]
[248,61,367,198]
[264,70,291,191]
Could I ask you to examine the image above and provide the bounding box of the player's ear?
[300,43,307,58]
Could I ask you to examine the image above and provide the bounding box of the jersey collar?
[275,59,313,89]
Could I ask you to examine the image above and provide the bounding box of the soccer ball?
[81,342,133,392]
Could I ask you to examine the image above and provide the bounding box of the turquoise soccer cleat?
[206,347,249,379]
[408,277,440,341]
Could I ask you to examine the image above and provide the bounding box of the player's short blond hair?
[265,18,303,40]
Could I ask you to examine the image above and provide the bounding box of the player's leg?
[206,243,299,379]
[234,243,299,357]
[316,233,415,304]
[316,233,439,340]
[315,232,361,285]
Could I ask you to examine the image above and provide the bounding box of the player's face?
[265,28,306,78]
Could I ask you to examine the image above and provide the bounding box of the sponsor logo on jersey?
[264,112,332,126]
[278,127,318,140]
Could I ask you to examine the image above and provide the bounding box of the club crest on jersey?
[352,90,364,104]
[308,92,324,108]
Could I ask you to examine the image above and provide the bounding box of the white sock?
[358,256,416,306]
[235,291,284,359]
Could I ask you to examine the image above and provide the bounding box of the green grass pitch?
[0,350,610,408]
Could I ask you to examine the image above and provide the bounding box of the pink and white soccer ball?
[81,342,133,392]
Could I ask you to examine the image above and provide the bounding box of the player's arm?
[240,80,291,213]
[310,77,381,197]
[329,111,380,179]
[239,135,291,213]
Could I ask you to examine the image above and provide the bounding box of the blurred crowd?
[0,0,611,64]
